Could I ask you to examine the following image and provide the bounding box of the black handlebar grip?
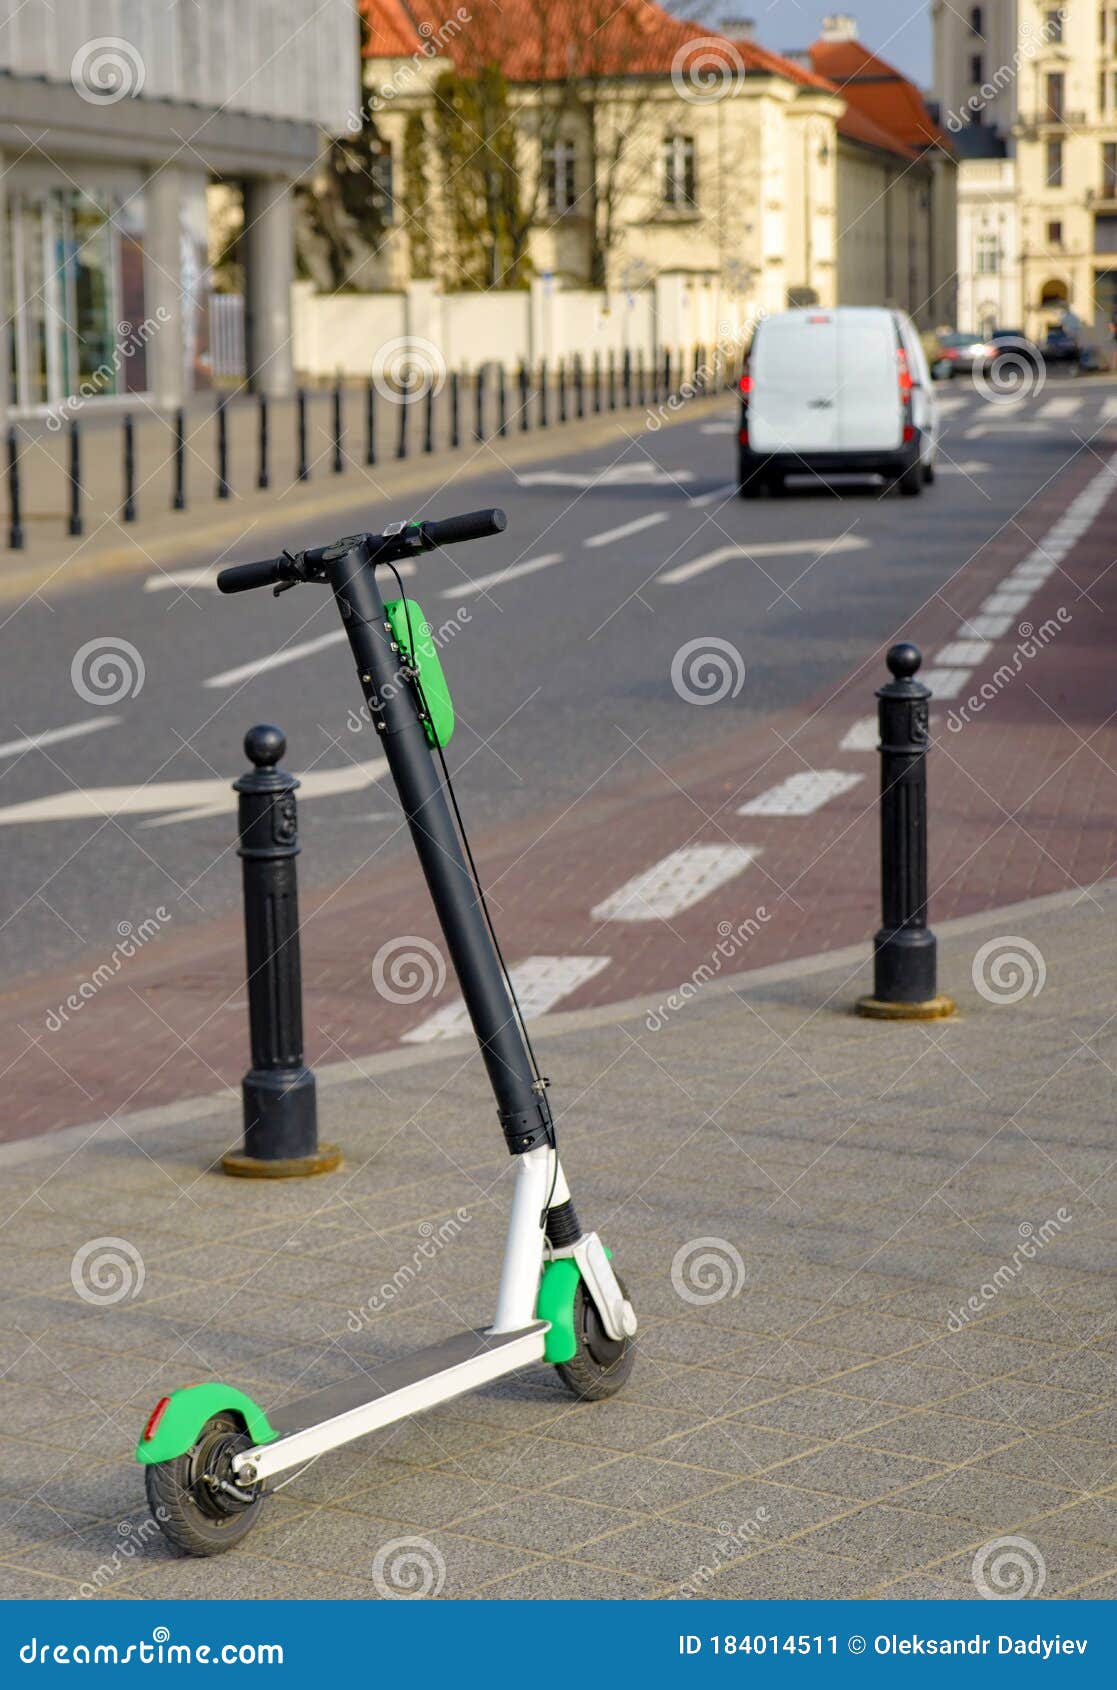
[421,508,507,549]
[216,557,282,595]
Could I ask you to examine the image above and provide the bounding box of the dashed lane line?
[738,769,863,817]
[591,844,759,922]
[584,512,668,549]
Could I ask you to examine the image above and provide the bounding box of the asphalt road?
[0,371,1110,984]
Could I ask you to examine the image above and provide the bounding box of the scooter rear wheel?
[555,1278,635,1402]
[145,1412,264,1556]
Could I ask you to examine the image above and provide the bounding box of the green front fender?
[536,1248,618,1364]
[135,1383,277,1465]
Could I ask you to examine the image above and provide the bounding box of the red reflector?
[903,424,915,442]
[739,427,749,445]
[739,373,752,395]
[143,1396,171,1442]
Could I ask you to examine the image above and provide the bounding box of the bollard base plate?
[855,994,956,1021]
[221,1144,342,1180]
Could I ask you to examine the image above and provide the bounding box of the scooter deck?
[240,1322,549,1482]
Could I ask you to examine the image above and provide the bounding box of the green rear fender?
[135,1383,277,1465]
[536,1249,617,1364]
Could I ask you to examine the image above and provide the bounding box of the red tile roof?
[809,36,950,153]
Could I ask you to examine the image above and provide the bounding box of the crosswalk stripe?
[1037,397,1079,419]
[591,844,758,922]
[401,955,611,1042]
[738,769,863,816]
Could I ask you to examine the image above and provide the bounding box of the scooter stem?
[327,542,553,1156]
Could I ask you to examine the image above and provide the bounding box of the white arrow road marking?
[204,629,348,688]
[585,512,667,548]
[442,553,563,599]
[402,954,611,1043]
[0,758,390,828]
[739,769,862,816]
[839,716,879,752]
[658,534,869,585]
[0,717,121,763]
[517,466,694,487]
[591,844,759,922]
[688,482,738,508]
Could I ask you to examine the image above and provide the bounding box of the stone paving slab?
[0,885,1114,1600]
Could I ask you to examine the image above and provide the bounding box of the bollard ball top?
[244,724,286,768]
[886,642,922,681]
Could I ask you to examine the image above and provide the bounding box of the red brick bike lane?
[2,447,1115,1142]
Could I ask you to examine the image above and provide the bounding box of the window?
[1105,141,1117,191]
[663,135,697,208]
[970,53,983,83]
[1047,219,1064,246]
[1045,72,1064,119]
[1044,8,1063,40]
[969,4,983,33]
[1047,138,1064,184]
[1096,213,1117,251]
[543,139,577,212]
[976,232,1000,273]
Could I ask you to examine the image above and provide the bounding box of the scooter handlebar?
[420,508,507,549]
[216,557,288,595]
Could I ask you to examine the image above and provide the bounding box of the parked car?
[737,306,937,498]
[932,329,993,378]
[1041,325,1080,366]
[988,328,1044,373]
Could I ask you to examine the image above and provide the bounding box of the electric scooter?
[136,507,637,1556]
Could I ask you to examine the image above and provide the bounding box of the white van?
[737,306,938,497]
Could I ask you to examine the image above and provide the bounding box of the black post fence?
[450,371,460,448]
[172,407,186,510]
[122,414,136,521]
[593,352,602,413]
[365,379,377,466]
[558,358,567,424]
[332,381,344,473]
[474,364,485,443]
[423,383,434,454]
[67,422,82,537]
[7,429,23,550]
[257,393,269,490]
[539,360,548,428]
[607,350,616,410]
[498,364,507,437]
[215,395,230,499]
[221,724,340,1180]
[574,354,585,419]
[622,347,632,408]
[519,361,529,431]
[396,393,408,459]
[296,389,309,481]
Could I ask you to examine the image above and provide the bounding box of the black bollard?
[607,349,616,410]
[222,726,341,1178]
[539,360,548,428]
[215,395,229,499]
[122,413,136,521]
[663,348,672,403]
[332,380,343,473]
[622,347,632,407]
[498,363,507,436]
[558,358,567,423]
[396,393,408,459]
[172,406,186,510]
[593,351,602,413]
[67,421,83,537]
[636,350,646,408]
[257,393,269,490]
[296,388,309,481]
[518,361,529,431]
[450,371,460,448]
[574,353,585,419]
[365,379,377,465]
[423,382,434,453]
[7,428,23,550]
[856,644,955,1021]
[474,363,485,442]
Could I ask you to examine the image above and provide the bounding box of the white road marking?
[658,533,869,585]
[204,629,347,689]
[0,758,390,828]
[920,667,971,699]
[934,639,992,666]
[840,716,879,751]
[441,552,563,598]
[1101,396,1117,419]
[738,769,863,817]
[935,460,991,475]
[934,395,966,415]
[689,481,739,508]
[1037,397,1079,419]
[517,466,694,487]
[0,717,121,763]
[401,954,611,1043]
[958,614,1014,639]
[980,590,1033,615]
[699,420,736,434]
[591,844,758,923]
[585,512,667,549]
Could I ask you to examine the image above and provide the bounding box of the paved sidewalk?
[0,886,1114,1600]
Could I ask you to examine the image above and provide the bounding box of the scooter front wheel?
[555,1278,635,1402]
[145,1412,264,1556]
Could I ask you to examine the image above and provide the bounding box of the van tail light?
[896,348,914,400]
[739,372,752,396]
[903,423,915,442]
[739,427,749,446]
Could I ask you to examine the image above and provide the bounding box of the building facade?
[934,0,1117,338]
[0,0,359,422]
